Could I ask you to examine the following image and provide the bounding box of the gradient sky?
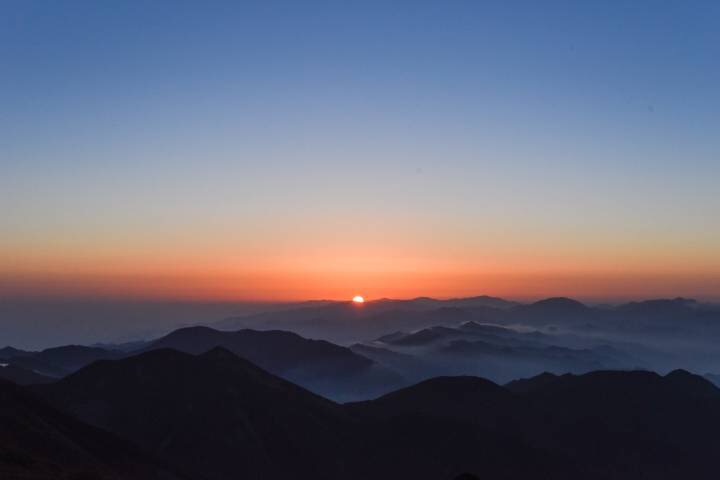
[2,0,719,301]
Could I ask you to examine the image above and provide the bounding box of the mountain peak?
[38,346,349,479]
[200,345,239,360]
[505,372,559,393]
[362,375,507,414]
[664,369,720,396]
[0,346,32,358]
[618,298,699,315]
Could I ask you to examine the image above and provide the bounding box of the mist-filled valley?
[5,296,720,402]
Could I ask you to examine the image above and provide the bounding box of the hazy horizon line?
[2,293,717,305]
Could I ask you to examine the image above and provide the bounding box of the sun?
[352,295,365,304]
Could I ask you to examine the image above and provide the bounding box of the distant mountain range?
[216,295,720,373]
[3,346,717,479]
[0,364,54,385]
[0,345,124,378]
[216,295,720,342]
[3,295,720,478]
[214,295,520,342]
[4,295,720,400]
[350,319,648,385]
[142,326,402,400]
[0,325,402,401]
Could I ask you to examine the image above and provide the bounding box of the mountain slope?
[505,371,560,392]
[351,376,511,418]
[519,370,720,479]
[0,346,34,359]
[0,379,180,480]
[146,326,371,376]
[0,364,55,385]
[346,376,576,480]
[355,369,720,479]
[2,345,122,377]
[31,343,720,480]
[143,326,401,401]
[37,348,359,480]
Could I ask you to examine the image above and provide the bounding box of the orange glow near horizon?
[2,230,720,302]
[3,2,720,306]
[2,265,720,303]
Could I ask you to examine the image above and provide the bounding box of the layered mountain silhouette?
[351,369,720,479]
[704,372,720,387]
[142,326,402,400]
[4,295,720,478]
[351,319,641,385]
[214,295,720,348]
[0,364,54,385]
[145,326,371,376]
[31,348,568,480]
[505,371,561,392]
[36,348,359,480]
[348,375,519,432]
[7,295,720,394]
[1,326,402,401]
[212,295,720,379]
[0,345,123,377]
[0,346,33,358]
[215,296,518,343]
[19,345,720,479]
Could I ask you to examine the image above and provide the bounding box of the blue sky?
[1,1,719,300]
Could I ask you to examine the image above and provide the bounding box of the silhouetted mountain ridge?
[0,346,34,358]
[25,344,720,480]
[37,347,356,480]
[1,345,122,377]
[142,325,402,400]
[0,364,54,385]
[147,326,371,374]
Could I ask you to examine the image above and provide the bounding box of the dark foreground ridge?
[11,347,718,480]
[36,347,354,480]
[0,378,181,480]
